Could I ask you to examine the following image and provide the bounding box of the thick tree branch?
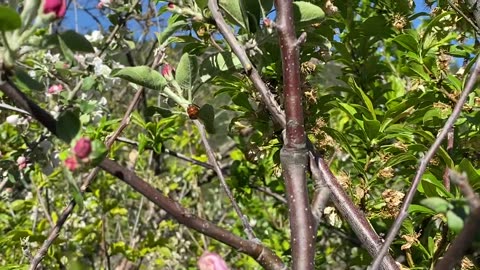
[207,0,286,127]
[310,153,398,269]
[207,0,397,268]
[371,56,480,270]
[274,0,314,269]
[0,76,285,270]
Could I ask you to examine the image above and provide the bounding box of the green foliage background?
[1,0,480,269]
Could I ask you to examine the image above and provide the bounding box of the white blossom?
[6,115,20,125]
[92,57,112,77]
[85,30,104,43]
[99,96,108,106]
[44,51,60,63]
[28,70,36,78]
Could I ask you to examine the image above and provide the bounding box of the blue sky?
[62,0,431,36]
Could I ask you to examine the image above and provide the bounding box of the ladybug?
[187,104,200,119]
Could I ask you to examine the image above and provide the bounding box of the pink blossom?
[73,138,92,159]
[65,157,78,171]
[198,252,229,270]
[97,0,111,9]
[167,2,175,9]
[17,156,27,170]
[161,64,174,81]
[263,18,272,27]
[43,0,67,18]
[47,84,63,94]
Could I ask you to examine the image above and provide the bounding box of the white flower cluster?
[5,115,28,126]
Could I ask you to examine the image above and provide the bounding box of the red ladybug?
[187,104,200,119]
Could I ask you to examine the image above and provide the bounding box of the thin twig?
[207,0,286,127]
[34,185,55,228]
[370,55,480,270]
[194,120,256,240]
[442,127,454,191]
[447,0,480,34]
[0,68,286,270]
[116,137,214,170]
[28,48,166,270]
[251,185,287,204]
[101,215,111,270]
[98,0,140,57]
[0,102,30,115]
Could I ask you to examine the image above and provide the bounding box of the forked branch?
[0,73,285,270]
[207,0,398,268]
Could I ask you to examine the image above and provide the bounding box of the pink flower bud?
[97,0,111,9]
[74,138,92,159]
[17,156,27,170]
[162,64,174,81]
[47,84,63,94]
[198,252,229,270]
[167,2,175,9]
[65,156,78,171]
[263,18,272,27]
[43,0,67,18]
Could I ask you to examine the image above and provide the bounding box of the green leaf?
[110,241,127,255]
[137,133,149,153]
[195,0,208,9]
[293,1,325,23]
[385,153,416,167]
[156,21,188,45]
[357,15,393,39]
[175,53,198,91]
[81,76,97,90]
[90,140,107,166]
[57,35,75,63]
[200,52,242,82]
[457,159,480,188]
[110,207,128,216]
[199,104,215,134]
[392,34,419,53]
[408,204,436,215]
[112,66,167,90]
[347,77,375,120]
[56,110,81,143]
[244,0,274,31]
[59,30,95,53]
[363,117,380,141]
[0,7,21,31]
[219,0,248,29]
[12,69,43,92]
[232,92,253,111]
[446,210,464,233]
[421,197,451,213]
[421,11,455,42]
[323,127,356,161]
[418,173,452,198]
